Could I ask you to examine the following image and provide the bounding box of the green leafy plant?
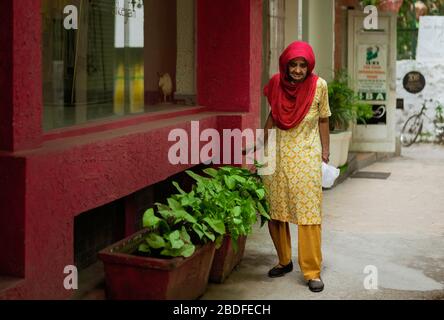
[328,71,374,132]
[137,177,228,258]
[138,165,271,257]
[138,191,226,258]
[338,164,348,175]
[186,165,271,252]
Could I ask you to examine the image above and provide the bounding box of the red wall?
[197,0,262,129]
[0,0,43,279]
[197,0,251,111]
[0,0,262,299]
[0,0,42,152]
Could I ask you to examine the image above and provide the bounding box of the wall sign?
[402,71,426,94]
[357,44,388,102]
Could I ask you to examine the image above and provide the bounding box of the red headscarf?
[264,41,319,130]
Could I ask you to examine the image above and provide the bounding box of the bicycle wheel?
[400,115,423,147]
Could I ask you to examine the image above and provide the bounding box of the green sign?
[358,92,386,101]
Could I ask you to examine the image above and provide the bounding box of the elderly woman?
[261,41,331,293]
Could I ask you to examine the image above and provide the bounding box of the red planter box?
[98,229,216,300]
[209,235,247,283]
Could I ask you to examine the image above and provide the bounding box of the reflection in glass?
[42,0,195,131]
[42,0,145,130]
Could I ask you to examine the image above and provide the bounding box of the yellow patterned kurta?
[262,77,331,225]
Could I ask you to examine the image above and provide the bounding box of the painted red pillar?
[0,0,43,152]
[197,0,263,165]
[0,0,42,279]
[197,0,262,126]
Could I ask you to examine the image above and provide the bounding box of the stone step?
[354,152,378,171]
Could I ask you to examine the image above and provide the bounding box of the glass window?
[42,0,196,131]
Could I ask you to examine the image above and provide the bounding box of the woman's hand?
[322,150,330,164]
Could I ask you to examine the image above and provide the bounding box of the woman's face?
[287,58,308,82]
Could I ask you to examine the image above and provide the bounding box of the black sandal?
[268,261,293,278]
[308,278,324,292]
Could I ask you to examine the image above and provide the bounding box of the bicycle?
[400,99,444,147]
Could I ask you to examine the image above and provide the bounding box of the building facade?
[0,0,263,299]
[1,0,381,299]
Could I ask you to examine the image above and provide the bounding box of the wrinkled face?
[287,57,308,82]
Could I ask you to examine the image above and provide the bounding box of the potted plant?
[186,165,270,283]
[99,165,270,299]
[328,72,373,167]
[99,182,226,300]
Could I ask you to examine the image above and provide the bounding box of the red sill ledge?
[43,105,210,142]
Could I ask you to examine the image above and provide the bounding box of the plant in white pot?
[328,72,373,167]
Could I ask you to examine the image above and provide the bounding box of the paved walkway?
[202,143,444,300]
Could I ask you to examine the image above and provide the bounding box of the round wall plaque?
[403,71,426,94]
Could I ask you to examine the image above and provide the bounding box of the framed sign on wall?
[356,44,388,104]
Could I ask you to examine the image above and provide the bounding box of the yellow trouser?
[268,220,322,280]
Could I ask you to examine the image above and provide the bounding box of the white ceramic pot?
[329,131,352,167]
